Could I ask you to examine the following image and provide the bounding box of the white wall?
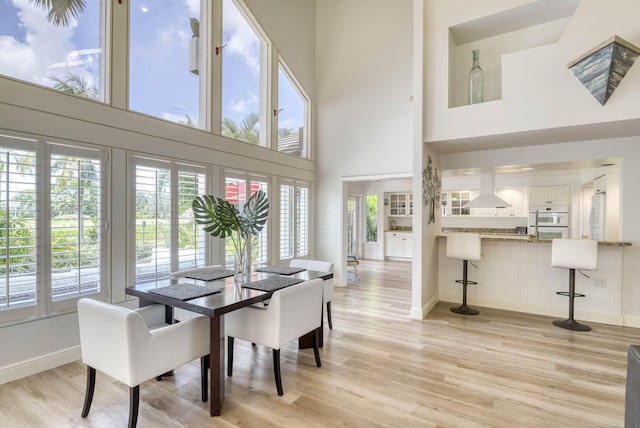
[315,0,414,283]
[244,0,316,99]
[424,0,640,143]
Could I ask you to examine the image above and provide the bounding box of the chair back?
[551,239,598,270]
[446,233,482,261]
[290,259,333,302]
[78,299,153,386]
[290,259,333,273]
[267,278,324,349]
[170,265,223,279]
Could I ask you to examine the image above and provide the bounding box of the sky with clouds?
[0,0,303,134]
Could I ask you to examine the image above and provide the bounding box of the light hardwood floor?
[0,259,636,427]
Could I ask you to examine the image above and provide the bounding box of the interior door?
[347,195,361,257]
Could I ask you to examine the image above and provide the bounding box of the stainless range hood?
[463,173,511,208]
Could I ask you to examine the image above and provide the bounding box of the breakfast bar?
[437,234,632,326]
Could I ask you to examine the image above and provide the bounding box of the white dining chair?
[225,278,324,396]
[171,265,224,321]
[77,298,210,428]
[290,259,334,329]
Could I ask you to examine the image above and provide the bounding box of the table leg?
[210,316,225,416]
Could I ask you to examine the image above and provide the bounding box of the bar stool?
[446,233,481,315]
[551,238,598,331]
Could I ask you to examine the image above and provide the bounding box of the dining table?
[125,268,333,416]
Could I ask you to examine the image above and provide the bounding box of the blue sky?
[0,0,303,132]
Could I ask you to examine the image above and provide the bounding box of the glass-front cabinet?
[389,192,413,216]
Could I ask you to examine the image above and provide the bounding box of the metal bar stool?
[446,233,482,315]
[551,238,598,331]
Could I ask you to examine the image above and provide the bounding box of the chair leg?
[227,336,234,377]
[313,328,322,368]
[201,355,209,402]
[81,366,96,418]
[128,385,139,428]
[327,301,333,330]
[272,349,284,396]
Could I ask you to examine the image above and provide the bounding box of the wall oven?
[529,206,569,238]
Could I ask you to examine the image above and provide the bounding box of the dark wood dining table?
[125,269,333,416]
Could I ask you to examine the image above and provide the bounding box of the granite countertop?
[436,233,631,246]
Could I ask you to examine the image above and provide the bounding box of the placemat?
[255,266,306,275]
[148,283,221,300]
[242,276,303,292]
[185,269,236,281]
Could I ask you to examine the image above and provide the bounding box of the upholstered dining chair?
[225,278,324,396]
[77,298,210,428]
[290,259,335,329]
[170,265,223,321]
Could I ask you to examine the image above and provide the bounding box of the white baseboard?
[411,293,440,319]
[439,293,626,326]
[623,315,640,328]
[0,346,81,385]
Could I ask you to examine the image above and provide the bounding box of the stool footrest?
[455,279,478,285]
[556,291,585,298]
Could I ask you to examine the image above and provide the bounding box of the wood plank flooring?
[0,259,637,427]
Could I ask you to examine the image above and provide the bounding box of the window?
[221,0,267,145]
[223,172,269,268]
[0,0,107,101]
[365,195,378,242]
[279,180,309,260]
[277,62,308,158]
[0,134,107,323]
[448,191,472,216]
[129,0,205,128]
[346,196,358,254]
[131,157,207,284]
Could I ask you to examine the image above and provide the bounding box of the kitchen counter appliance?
[529,206,569,239]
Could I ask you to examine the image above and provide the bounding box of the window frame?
[127,154,210,286]
[278,178,310,262]
[222,169,270,269]
[0,134,109,325]
[276,58,311,159]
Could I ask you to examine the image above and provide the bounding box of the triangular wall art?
[568,35,640,105]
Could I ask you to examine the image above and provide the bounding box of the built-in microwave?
[528,211,569,228]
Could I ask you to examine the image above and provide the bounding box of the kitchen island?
[437,234,631,326]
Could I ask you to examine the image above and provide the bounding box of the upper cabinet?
[389,192,413,216]
[529,185,570,208]
[496,187,527,217]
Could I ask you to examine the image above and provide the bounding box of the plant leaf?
[192,195,241,238]
[243,190,269,235]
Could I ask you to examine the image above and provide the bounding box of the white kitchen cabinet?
[384,232,412,259]
[496,187,527,216]
[388,192,413,216]
[529,186,570,207]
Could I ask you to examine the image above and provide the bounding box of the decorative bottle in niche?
[468,48,484,104]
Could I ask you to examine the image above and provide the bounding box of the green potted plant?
[192,190,269,284]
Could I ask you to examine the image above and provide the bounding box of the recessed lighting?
[520,167,534,171]
[141,6,149,13]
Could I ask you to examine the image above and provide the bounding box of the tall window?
[224,172,269,268]
[129,0,205,128]
[277,62,308,158]
[280,180,309,260]
[221,0,267,145]
[0,0,107,101]
[132,157,207,284]
[365,195,378,242]
[347,196,358,254]
[0,135,107,323]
